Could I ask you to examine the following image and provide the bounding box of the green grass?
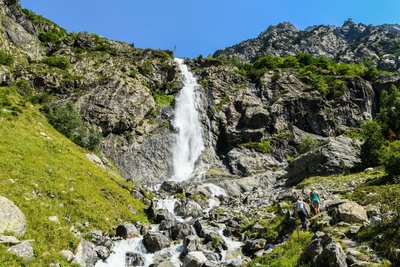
[239,140,271,153]
[0,86,147,266]
[154,94,175,107]
[248,230,312,267]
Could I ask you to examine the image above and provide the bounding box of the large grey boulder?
[0,196,26,237]
[182,251,208,267]
[174,199,203,218]
[337,202,369,224]
[285,136,361,185]
[301,233,347,267]
[73,239,99,267]
[116,223,140,239]
[7,241,34,261]
[143,232,171,253]
[0,234,20,245]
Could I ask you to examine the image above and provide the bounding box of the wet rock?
[160,180,183,194]
[143,232,171,253]
[155,209,176,224]
[95,246,110,261]
[156,261,177,267]
[7,241,34,261]
[159,218,177,231]
[301,233,347,267]
[337,202,368,224]
[182,251,208,267]
[170,222,192,240]
[243,238,267,256]
[125,252,145,266]
[174,199,203,218]
[0,196,27,237]
[183,235,203,254]
[116,223,140,239]
[73,239,99,267]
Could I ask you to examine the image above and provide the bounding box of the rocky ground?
[40,168,386,267]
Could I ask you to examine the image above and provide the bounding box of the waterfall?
[171,58,204,181]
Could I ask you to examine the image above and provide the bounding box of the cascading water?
[171,58,204,181]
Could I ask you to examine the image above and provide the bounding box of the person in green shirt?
[310,187,320,215]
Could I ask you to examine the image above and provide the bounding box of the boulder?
[0,196,26,237]
[155,209,176,224]
[183,235,203,254]
[243,239,267,256]
[160,180,183,194]
[125,252,145,266]
[73,239,99,267]
[61,249,75,262]
[170,222,192,240]
[182,251,208,267]
[337,202,368,224]
[143,232,171,253]
[116,223,140,238]
[95,246,110,261]
[7,241,34,261]
[301,233,347,267]
[174,199,203,218]
[285,136,361,185]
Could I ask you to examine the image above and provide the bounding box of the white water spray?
[171,58,204,181]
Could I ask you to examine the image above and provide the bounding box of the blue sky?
[20,0,400,58]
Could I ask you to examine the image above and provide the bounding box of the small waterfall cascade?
[171,58,204,181]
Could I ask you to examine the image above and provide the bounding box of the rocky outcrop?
[301,233,348,267]
[73,239,99,267]
[215,20,400,71]
[7,241,34,261]
[337,202,369,224]
[285,136,361,185]
[0,196,26,237]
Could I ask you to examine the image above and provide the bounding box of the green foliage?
[94,44,110,52]
[298,135,320,154]
[42,56,70,70]
[154,94,174,107]
[138,61,153,75]
[380,141,400,179]
[44,102,101,151]
[0,86,24,116]
[128,70,137,78]
[0,50,13,66]
[249,230,312,267]
[38,29,66,44]
[14,80,33,100]
[240,140,271,153]
[377,85,400,137]
[360,120,385,168]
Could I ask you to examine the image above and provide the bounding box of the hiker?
[296,196,308,230]
[310,187,320,215]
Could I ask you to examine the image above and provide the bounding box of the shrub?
[42,56,70,70]
[38,29,66,44]
[298,135,319,154]
[240,140,271,153]
[128,70,137,78]
[0,51,13,66]
[138,61,153,75]
[44,102,101,150]
[15,80,33,100]
[377,85,400,137]
[360,120,385,168]
[380,140,400,179]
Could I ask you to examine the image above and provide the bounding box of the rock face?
[301,233,348,267]
[0,196,26,237]
[285,136,361,185]
[337,202,369,224]
[215,20,400,71]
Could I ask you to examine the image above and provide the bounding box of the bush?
[44,102,101,150]
[380,141,400,179]
[42,56,70,70]
[360,120,385,168]
[15,80,33,100]
[377,85,400,137]
[38,29,66,44]
[0,51,13,66]
[240,140,271,153]
[138,61,153,75]
[298,135,319,154]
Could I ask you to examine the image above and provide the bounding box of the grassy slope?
[0,87,147,266]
